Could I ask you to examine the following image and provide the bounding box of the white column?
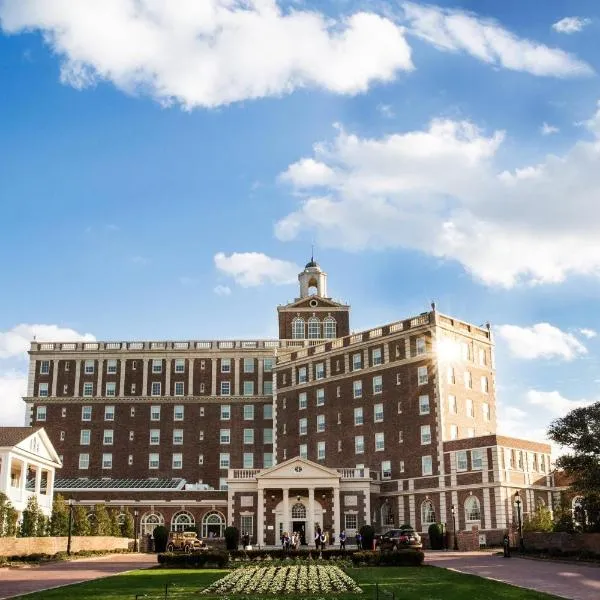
[188,358,194,396]
[165,359,172,396]
[257,486,265,547]
[34,466,42,495]
[51,360,59,397]
[307,487,315,545]
[332,485,341,540]
[20,459,28,504]
[74,361,81,397]
[142,359,148,396]
[119,359,126,396]
[282,487,289,536]
[2,453,12,491]
[96,359,104,397]
[234,359,240,396]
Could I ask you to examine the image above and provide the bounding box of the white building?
[0,427,62,517]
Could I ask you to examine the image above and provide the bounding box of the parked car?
[166,531,206,553]
[376,528,422,550]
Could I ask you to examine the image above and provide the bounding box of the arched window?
[323,317,336,338]
[291,503,307,519]
[421,500,436,527]
[172,511,195,532]
[307,317,321,339]
[380,502,394,526]
[141,512,164,537]
[465,496,481,522]
[292,318,305,339]
[202,511,225,538]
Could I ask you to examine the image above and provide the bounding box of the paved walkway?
[0,553,155,599]
[426,550,600,600]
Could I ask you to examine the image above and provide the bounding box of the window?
[336,386,341,397]
[317,441,326,460]
[61,407,67,418]
[518,450,524,470]
[482,402,490,422]
[244,405,254,420]
[128,455,133,465]
[381,460,392,479]
[478,348,486,366]
[107,359,117,374]
[220,405,231,420]
[103,430,113,445]
[466,398,474,418]
[172,405,183,421]
[263,404,273,419]
[370,376,383,395]
[481,376,489,394]
[151,382,161,396]
[263,452,274,468]
[315,362,325,379]
[456,450,468,471]
[175,358,185,373]
[420,425,431,445]
[323,317,336,338]
[399,460,405,473]
[316,388,325,406]
[131,383,137,394]
[243,381,254,396]
[38,383,49,397]
[220,381,231,396]
[200,360,206,370]
[461,342,471,361]
[221,358,231,373]
[220,429,231,444]
[174,381,184,396]
[244,428,255,444]
[264,428,273,444]
[105,382,116,397]
[132,360,137,370]
[263,380,273,395]
[422,455,433,476]
[472,449,484,470]
[375,432,385,451]
[372,347,382,366]
[298,367,307,384]
[374,403,384,423]
[354,407,364,426]
[36,406,47,421]
[352,353,362,371]
[64,362,70,372]
[79,453,89,469]
[448,395,457,414]
[353,380,362,398]
[243,453,254,468]
[416,337,426,355]
[465,496,481,522]
[317,414,325,432]
[398,430,404,443]
[150,430,160,445]
[173,429,184,444]
[397,401,402,414]
[298,392,307,410]
[418,366,428,385]
[447,366,455,384]
[219,478,228,491]
[421,500,435,526]
[198,454,204,465]
[83,382,93,397]
[81,406,92,421]
[292,317,305,339]
[150,405,161,421]
[355,435,364,454]
[102,453,112,469]
[299,418,308,435]
[129,431,134,441]
[345,513,358,530]
[39,360,50,374]
[307,317,320,339]
[464,371,472,389]
[80,429,91,445]
[172,453,183,469]
[396,373,401,386]
[450,424,458,440]
[299,444,308,459]
[84,360,94,374]
[152,359,162,373]
[263,358,274,372]
[104,405,115,421]
[149,453,159,469]
[243,358,254,373]
[419,395,430,415]
[60,430,65,441]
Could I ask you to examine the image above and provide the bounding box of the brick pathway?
[0,553,155,599]
[426,550,600,600]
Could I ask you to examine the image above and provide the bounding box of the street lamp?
[451,505,458,551]
[67,499,74,556]
[514,492,524,553]
[133,510,139,553]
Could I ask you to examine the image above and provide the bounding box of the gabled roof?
[0,427,62,467]
[256,456,340,480]
[278,296,349,310]
[0,427,42,448]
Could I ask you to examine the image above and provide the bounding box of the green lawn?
[15,566,561,600]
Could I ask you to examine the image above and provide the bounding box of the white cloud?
[402,2,593,77]
[0,0,413,109]
[541,122,559,135]
[579,328,597,339]
[213,284,232,296]
[0,371,28,426]
[552,17,592,35]
[377,104,395,118]
[214,252,300,287]
[526,389,593,416]
[0,324,96,359]
[495,323,587,360]
[276,101,600,287]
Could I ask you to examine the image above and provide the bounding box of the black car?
[376,528,422,550]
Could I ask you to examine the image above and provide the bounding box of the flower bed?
[201,565,362,595]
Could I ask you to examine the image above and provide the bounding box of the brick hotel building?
[23,260,560,546]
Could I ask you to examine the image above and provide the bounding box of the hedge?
[351,549,424,567]
[158,550,229,568]
[0,548,132,566]
[229,548,359,560]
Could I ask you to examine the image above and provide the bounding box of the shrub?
[91,504,112,536]
[72,506,91,536]
[350,549,424,567]
[224,526,239,551]
[158,550,229,568]
[153,525,169,553]
[359,524,375,550]
[20,496,43,537]
[428,523,444,550]
[121,510,135,538]
[523,506,554,532]
[50,494,69,536]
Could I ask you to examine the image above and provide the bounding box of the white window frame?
[299,418,308,436]
[243,404,254,420]
[354,407,364,426]
[298,392,307,410]
[375,432,385,452]
[39,360,50,375]
[83,382,93,397]
[173,429,184,445]
[148,453,159,469]
[84,360,94,374]
[103,429,114,445]
[36,406,47,421]
[174,405,184,421]
[298,367,307,384]
[472,449,484,470]
[174,358,185,373]
[374,403,384,423]
[243,381,255,396]
[243,428,255,444]
[316,414,325,432]
[174,381,185,396]
[150,405,161,421]
[38,383,49,397]
[299,444,308,459]
[422,455,433,476]
[353,380,362,399]
[80,429,91,445]
[151,382,161,396]
[220,405,231,420]
[220,381,231,396]
[105,382,116,397]
[416,337,426,355]
[381,460,392,479]
[419,395,430,415]
[352,353,362,371]
[456,450,468,472]
[373,375,383,394]
[315,362,325,380]
[420,424,431,445]
[220,453,230,469]
[317,441,326,460]
[243,358,254,373]
[221,358,231,373]
[243,452,254,469]
[78,453,89,469]
[104,405,115,421]
[107,359,118,374]
[81,406,92,421]
[152,359,162,373]
[355,435,364,454]
[372,348,382,366]
[418,366,428,385]
[172,453,183,469]
[149,430,160,445]
[102,453,112,469]
[316,388,325,406]
[220,429,231,444]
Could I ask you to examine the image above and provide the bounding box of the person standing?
[315,527,322,550]
[356,531,362,549]
[339,529,346,550]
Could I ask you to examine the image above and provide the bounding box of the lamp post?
[514,492,524,553]
[451,505,458,551]
[133,510,139,553]
[67,499,74,556]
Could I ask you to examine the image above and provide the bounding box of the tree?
[20,496,43,537]
[0,493,18,537]
[108,509,122,537]
[73,505,91,536]
[50,494,70,536]
[548,402,600,531]
[121,510,135,538]
[92,504,112,536]
[522,505,554,532]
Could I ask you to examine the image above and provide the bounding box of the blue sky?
[1,1,600,452]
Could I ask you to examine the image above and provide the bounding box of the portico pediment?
[14,428,62,467]
[256,457,340,484]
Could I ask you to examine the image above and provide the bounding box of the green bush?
[224,526,239,550]
[228,548,358,560]
[428,523,444,550]
[153,525,169,553]
[158,550,229,568]
[350,549,424,567]
[359,524,375,550]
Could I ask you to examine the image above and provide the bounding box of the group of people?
[280,530,303,550]
[279,528,356,551]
